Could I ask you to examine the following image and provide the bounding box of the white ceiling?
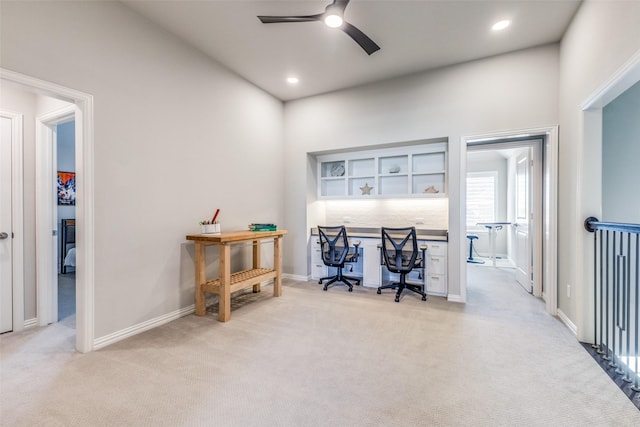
[122,0,582,101]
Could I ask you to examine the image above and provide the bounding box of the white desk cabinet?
[310,237,364,282]
[311,232,447,297]
[422,241,447,296]
[379,240,447,296]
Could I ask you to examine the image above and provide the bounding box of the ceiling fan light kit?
[257,0,380,55]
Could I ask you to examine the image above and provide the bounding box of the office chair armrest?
[350,240,361,262]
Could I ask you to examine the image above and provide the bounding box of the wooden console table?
[186,229,287,322]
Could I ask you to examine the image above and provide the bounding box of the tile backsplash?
[323,198,448,230]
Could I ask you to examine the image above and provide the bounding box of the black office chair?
[317,225,361,292]
[377,226,427,302]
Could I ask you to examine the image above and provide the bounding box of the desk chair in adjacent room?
[317,225,361,292]
[377,226,427,302]
[466,234,484,264]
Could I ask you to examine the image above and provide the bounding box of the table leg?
[218,243,231,322]
[273,236,282,297]
[252,240,261,293]
[490,228,497,267]
[194,242,207,316]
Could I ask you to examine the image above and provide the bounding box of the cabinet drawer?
[425,255,446,275]
[311,264,326,280]
[426,274,446,295]
[425,242,446,256]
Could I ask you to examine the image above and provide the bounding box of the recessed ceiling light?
[492,20,511,31]
[286,77,299,85]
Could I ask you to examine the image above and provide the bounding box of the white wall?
[284,44,560,298]
[1,1,284,339]
[602,80,640,223]
[558,0,640,333]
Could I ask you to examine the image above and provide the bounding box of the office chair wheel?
[323,285,328,291]
[348,287,353,292]
[318,280,322,284]
[394,296,400,303]
[421,295,427,301]
[377,289,381,294]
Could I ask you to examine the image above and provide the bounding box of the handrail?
[584,216,640,234]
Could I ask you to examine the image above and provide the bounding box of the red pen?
[212,209,220,223]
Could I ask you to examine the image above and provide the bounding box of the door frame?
[577,49,640,342]
[1,68,95,353]
[36,106,75,327]
[0,110,25,332]
[460,126,558,315]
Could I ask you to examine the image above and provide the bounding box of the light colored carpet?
[2,267,640,426]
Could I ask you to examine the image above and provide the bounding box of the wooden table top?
[186,229,288,243]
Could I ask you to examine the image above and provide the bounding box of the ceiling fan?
[257,0,380,55]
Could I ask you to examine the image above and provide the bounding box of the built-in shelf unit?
[317,142,447,199]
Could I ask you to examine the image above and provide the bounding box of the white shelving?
[317,143,447,199]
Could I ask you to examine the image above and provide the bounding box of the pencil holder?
[202,223,220,234]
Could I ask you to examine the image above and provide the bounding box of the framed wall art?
[57,171,76,206]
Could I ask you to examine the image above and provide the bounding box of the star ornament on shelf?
[360,183,373,195]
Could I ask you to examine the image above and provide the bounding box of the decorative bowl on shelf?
[424,185,439,193]
[330,164,345,177]
[388,164,400,173]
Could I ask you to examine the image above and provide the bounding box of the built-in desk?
[310,227,448,296]
[186,230,287,322]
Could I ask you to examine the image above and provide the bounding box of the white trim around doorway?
[576,48,640,343]
[0,68,95,353]
[36,105,75,328]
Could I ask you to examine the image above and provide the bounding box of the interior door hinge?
[52,230,57,236]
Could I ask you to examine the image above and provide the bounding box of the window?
[466,172,497,227]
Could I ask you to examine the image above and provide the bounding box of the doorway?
[460,126,558,315]
[1,68,95,352]
[36,106,76,327]
[466,139,542,298]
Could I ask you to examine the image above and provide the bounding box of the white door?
[0,116,13,333]
[514,151,532,293]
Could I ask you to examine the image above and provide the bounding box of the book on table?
[249,223,277,231]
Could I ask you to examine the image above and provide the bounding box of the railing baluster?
[598,229,604,354]
[623,232,632,382]
[633,233,640,392]
[604,230,615,363]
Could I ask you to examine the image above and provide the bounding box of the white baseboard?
[447,294,464,303]
[24,318,37,329]
[93,305,194,350]
[282,273,308,281]
[557,309,578,337]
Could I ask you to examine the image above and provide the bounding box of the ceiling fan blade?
[258,14,322,24]
[331,0,351,14]
[341,22,380,55]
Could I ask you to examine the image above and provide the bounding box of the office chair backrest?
[381,226,419,274]
[318,225,350,267]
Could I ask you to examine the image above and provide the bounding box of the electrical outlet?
[343,217,351,224]
[567,284,571,298]
[416,217,424,225]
